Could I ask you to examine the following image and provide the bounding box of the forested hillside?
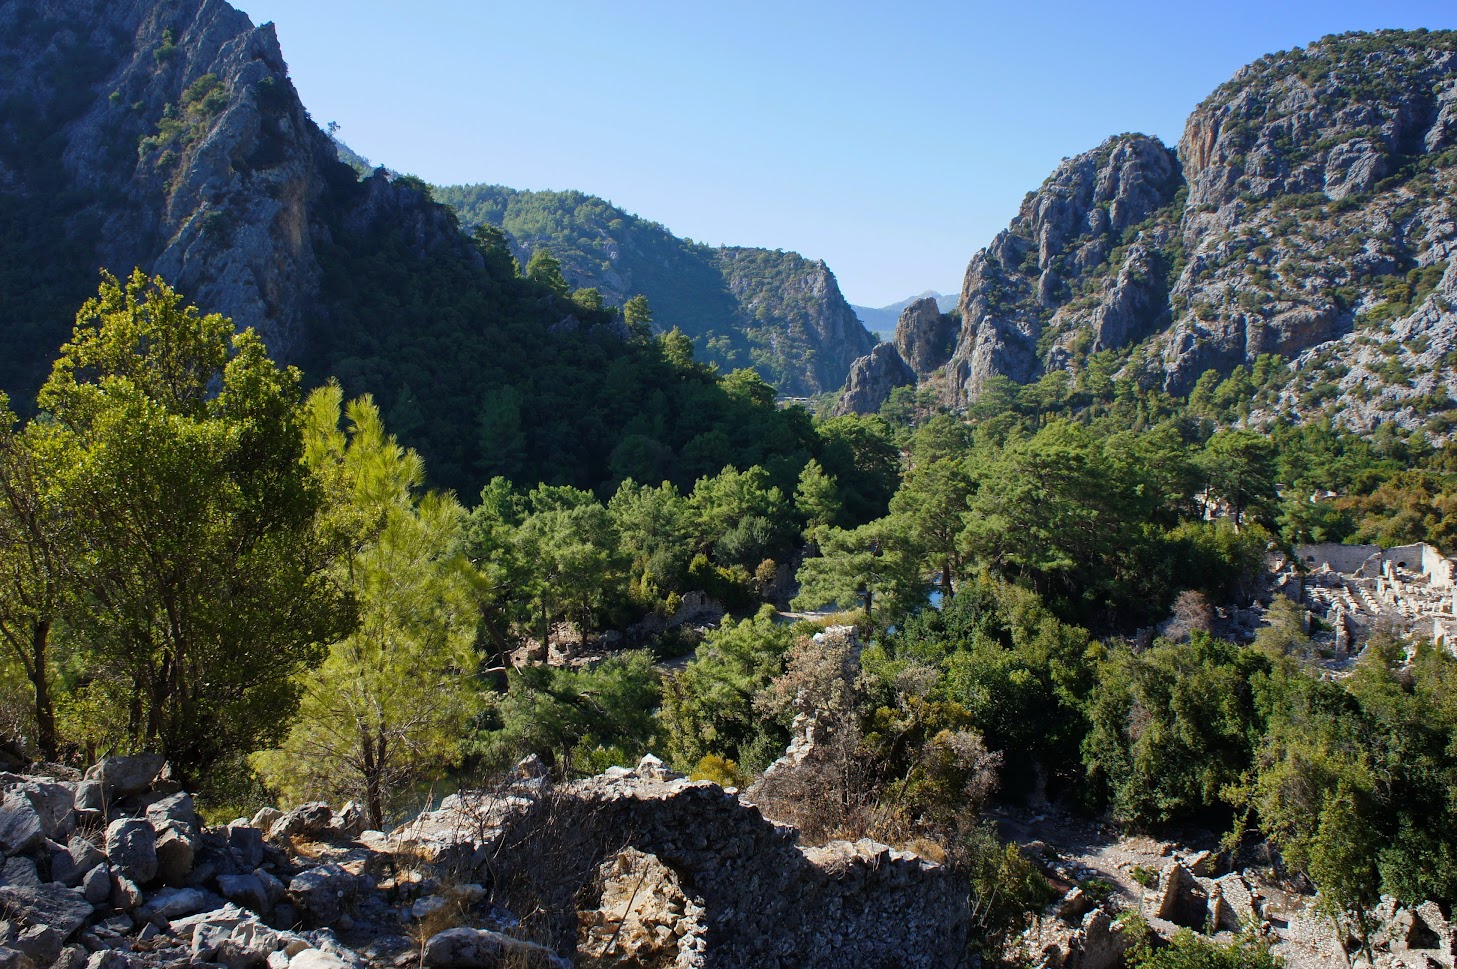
[433,183,877,394]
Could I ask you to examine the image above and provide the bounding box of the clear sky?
[237,1,1457,307]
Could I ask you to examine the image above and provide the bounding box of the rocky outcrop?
[939,31,1457,436]
[832,342,916,416]
[0,755,968,969]
[894,296,960,375]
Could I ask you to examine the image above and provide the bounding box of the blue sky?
[239,1,1457,307]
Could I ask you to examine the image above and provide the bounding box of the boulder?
[271,804,333,843]
[72,780,104,815]
[10,781,74,840]
[0,947,24,969]
[0,795,44,855]
[139,885,212,921]
[81,864,110,905]
[14,924,61,966]
[218,873,272,914]
[289,950,354,969]
[85,952,130,969]
[0,883,95,939]
[109,873,143,911]
[104,818,157,884]
[144,793,196,828]
[327,803,365,840]
[0,857,40,889]
[67,837,105,879]
[228,825,265,869]
[250,808,283,838]
[154,820,197,884]
[422,927,569,968]
[84,755,165,797]
[288,865,358,925]
[50,844,81,886]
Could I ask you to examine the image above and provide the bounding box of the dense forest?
[6,271,1457,965]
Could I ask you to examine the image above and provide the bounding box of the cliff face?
[860,31,1457,435]
[432,185,877,396]
[0,0,480,399]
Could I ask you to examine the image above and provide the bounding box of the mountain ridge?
[838,29,1457,440]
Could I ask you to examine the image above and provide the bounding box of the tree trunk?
[27,619,56,760]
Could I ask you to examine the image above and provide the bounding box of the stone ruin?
[0,752,968,969]
[1275,541,1457,656]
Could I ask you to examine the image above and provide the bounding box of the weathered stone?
[218,873,272,914]
[250,808,283,838]
[422,928,568,969]
[288,950,353,969]
[109,873,143,912]
[85,952,129,969]
[0,858,39,889]
[288,865,358,925]
[72,781,103,815]
[139,886,212,921]
[154,821,197,885]
[67,837,105,879]
[9,782,74,840]
[0,796,44,856]
[84,755,165,797]
[1184,849,1219,877]
[104,819,156,885]
[0,883,95,939]
[81,865,110,906]
[144,793,196,828]
[14,925,61,966]
[0,946,25,969]
[228,826,265,869]
[326,803,364,840]
[270,804,332,843]
[1209,873,1258,932]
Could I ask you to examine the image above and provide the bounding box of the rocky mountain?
[850,291,957,341]
[432,184,876,395]
[838,30,1457,436]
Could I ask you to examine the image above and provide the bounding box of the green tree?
[793,517,925,625]
[571,287,603,311]
[525,248,569,295]
[891,457,973,595]
[1199,430,1277,528]
[623,294,654,340]
[38,271,352,778]
[0,395,67,759]
[471,223,519,277]
[795,458,841,548]
[254,386,480,829]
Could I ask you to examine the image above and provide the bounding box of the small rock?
[218,873,272,914]
[289,950,353,969]
[109,873,144,912]
[0,883,96,939]
[68,836,105,877]
[15,924,62,966]
[145,793,196,828]
[250,808,283,838]
[73,780,104,815]
[288,865,358,926]
[422,927,567,968]
[0,946,25,969]
[85,952,130,969]
[271,804,333,843]
[228,825,265,869]
[139,886,211,920]
[10,782,75,840]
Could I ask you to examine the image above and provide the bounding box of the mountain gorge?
[841,30,1457,438]
[433,184,876,395]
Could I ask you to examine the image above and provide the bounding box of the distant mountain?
[850,292,958,341]
[838,29,1457,440]
[432,184,876,396]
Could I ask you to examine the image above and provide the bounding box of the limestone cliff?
[0,0,483,399]
[877,30,1457,437]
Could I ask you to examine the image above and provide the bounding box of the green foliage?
[254,386,479,828]
[473,651,659,775]
[793,517,926,625]
[657,607,796,771]
[525,248,570,296]
[29,271,352,780]
[1124,915,1282,969]
[1083,635,1270,825]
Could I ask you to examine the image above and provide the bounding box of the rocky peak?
[832,342,916,416]
[932,30,1457,437]
[893,296,959,375]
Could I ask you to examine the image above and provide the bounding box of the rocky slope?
[838,30,1457,434]
[850,291,957,341]
[432,184,876,395]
